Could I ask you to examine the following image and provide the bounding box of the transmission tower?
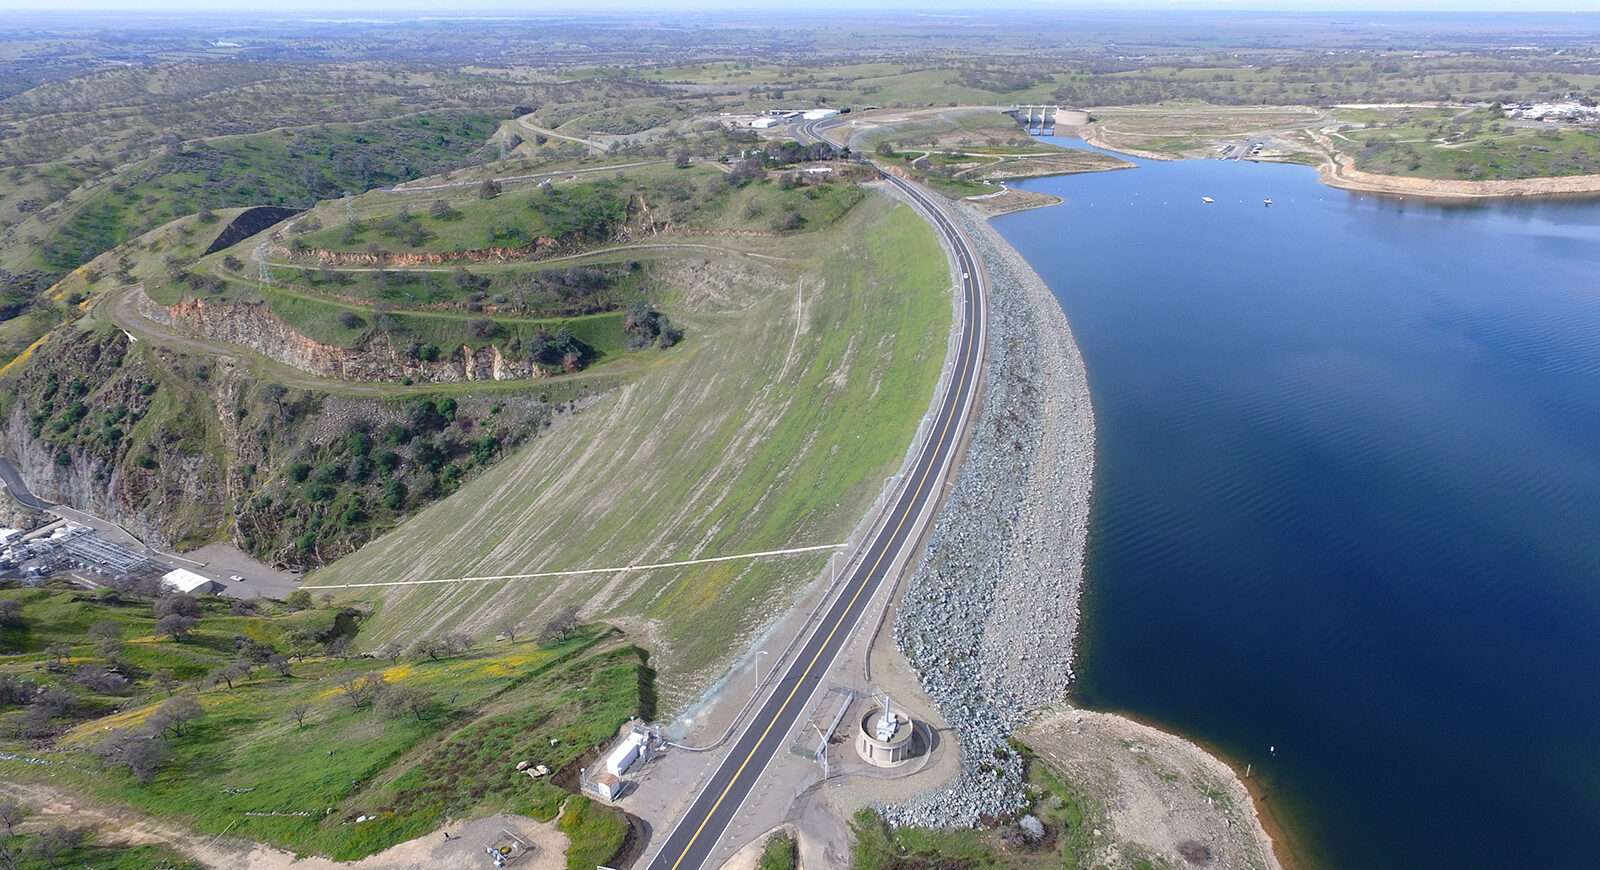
[254,243,271,290]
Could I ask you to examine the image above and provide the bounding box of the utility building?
[160,568,222,595]
[604,730,648,776]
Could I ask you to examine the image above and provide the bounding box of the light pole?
[755,650,768,684]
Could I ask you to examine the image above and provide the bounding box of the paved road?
[794,115,850,148]
[0,456,52,511]
[643,172,988,870]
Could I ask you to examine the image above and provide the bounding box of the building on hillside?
[802,108,839,120]
[750,117,782,129]
[594,772,622,801]
[161,568,222,595]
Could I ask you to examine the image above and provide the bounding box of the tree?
[212,661,251,690]
[336,671,384,710]
[151,695,204,737]
[478,178,502,199]
[268,654,292,677]
[497,618,524,643]
[95,730,168,785]
[540,604,581,644]
[88,620,123,661]
[44,642,72,666]
[284,588,313,612]
[377,683,434,722]
[288,701,311,728]
[153,669,179,697]
[375,641,405,664]
[441,631,474,656]
[0,599,21,628]
[0,804,22,870]
[260,381,288,411]
[27,824,83,868]
[0,803,19,837]
[156,614,196,641]
[154,593,199,619]
[283,630,320,662]
[410,635,446,661]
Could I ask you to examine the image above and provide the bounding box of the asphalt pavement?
[0,456,52,511]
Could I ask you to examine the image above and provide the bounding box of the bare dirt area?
[966,151,1133,181]
[0,780,566,870]
[1020,708,1284,870]
[1079,105,1330,160]
[963,188,1063,217]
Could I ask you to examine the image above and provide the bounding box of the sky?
[7,0,1600,15]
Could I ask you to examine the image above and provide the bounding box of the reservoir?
[993,142,1600,869]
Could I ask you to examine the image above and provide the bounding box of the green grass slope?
[305,191,952,706]
[1,587,640,863]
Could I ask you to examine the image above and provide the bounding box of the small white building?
[594,772,622,801]
[604,730,648,776]
[161,568,222,595]
[750,117,782,129]
[802,108,839,120]
[0,528,21,545]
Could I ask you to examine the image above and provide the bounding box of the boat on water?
[1202,196,1215,203]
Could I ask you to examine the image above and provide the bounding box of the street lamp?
[755,650,769,683]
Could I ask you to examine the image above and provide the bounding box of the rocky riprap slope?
[887,200,1096,827]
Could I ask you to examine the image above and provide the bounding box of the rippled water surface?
[994,141,1600,869]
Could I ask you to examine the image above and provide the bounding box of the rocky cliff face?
[0,324,558,566]
[135,289,542,383]
[0,331,226,549]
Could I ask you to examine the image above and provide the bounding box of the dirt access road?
[0,780,567,870]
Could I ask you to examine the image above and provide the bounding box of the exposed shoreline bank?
[1083,119,1600,201]
[1316,158,1600,199]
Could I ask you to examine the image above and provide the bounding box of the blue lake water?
[993,141,1600,869]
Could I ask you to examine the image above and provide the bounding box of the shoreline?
[942,195,1289,868]
[881,183,1287,867]
[1083,118,1600,201]
[1316,158,1600,200]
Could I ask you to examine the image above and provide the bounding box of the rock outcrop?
[136,289,543,383]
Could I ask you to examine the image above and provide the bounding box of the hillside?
[306,191,952,707]
[0,585,642,865]
[0,154,882,569]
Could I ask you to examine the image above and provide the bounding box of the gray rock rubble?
[886,199,1096,828]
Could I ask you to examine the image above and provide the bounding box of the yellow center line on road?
[312,543,847,589]
[664,250,980,870]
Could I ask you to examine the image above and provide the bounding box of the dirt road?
[0,779,567,870]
